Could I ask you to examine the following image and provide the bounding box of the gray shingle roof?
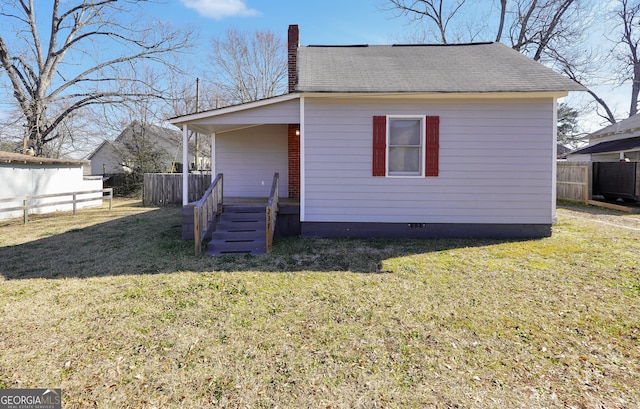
[0,151,87,166]
[88,121,209,160]
[296,42,584,93]
[586,113,640,139]
[570,136,640,155]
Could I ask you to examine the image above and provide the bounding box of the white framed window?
[387,116,425,177]
[372,115,438,178]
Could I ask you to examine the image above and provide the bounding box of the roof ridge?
[305,42,495,48]
[391,41,494,47]
[307,44,369,48]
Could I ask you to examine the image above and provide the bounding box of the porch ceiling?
[182,123,264,135]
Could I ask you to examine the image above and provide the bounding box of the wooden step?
[207,238,266,255]
[212,229,265,240]
[218,212,266,222]
[223,205,265,213]
[207,205,267,255]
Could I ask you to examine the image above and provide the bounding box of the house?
[0,151,102,221]
[169,25,584,251]
[557,144,572,159]
[567,114,640,162]
[88,121,209,176]
[566,115,640,202]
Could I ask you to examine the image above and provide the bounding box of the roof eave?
[168,93,301,127]
[0,156,88,166]
[589,126,640,140]
[296,90,573,99]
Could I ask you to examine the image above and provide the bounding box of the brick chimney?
[288,24,299,93]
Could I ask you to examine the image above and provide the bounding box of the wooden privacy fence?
[143,173,212,206]
[0,188,112,223]
[557,161,591,203]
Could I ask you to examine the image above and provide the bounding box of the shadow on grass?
[0,206,532,279]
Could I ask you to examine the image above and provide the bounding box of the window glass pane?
[390,119,420,146]
[388,147,420,175]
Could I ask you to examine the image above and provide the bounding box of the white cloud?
[180,0,259,20]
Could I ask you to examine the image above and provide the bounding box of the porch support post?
[182,124,189,206]
[211,132,216,182]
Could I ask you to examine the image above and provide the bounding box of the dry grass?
[0,199,639,408]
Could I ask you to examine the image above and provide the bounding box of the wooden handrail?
[192,173,224,255]
[0,188,113,223]
[266,172,279,253]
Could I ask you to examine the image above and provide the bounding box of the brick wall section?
[288,24,299,93]
[288,124,300,198]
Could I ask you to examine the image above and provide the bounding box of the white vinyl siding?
[215,124,288,198]
[303,97,556,224]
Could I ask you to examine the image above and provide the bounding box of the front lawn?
[0,200,638,408]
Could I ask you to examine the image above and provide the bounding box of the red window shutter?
[372,116,386,176]
[425,116,440,177]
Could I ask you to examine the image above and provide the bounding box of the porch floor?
[221,197,301,240]
[223,197,300,207]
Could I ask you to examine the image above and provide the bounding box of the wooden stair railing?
[266,172,279,253]
[192,173,223,255]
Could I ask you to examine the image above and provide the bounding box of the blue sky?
[147,0,414,46]
[0,0,627,136]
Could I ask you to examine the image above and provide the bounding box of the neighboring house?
[170,25,584,241]
[0,151,102,221]
[88,121,209,175]
[567,114,640,162]
[566,115,640,202]
[557,144,572,159]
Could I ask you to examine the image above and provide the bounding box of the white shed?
[0,152,102,221]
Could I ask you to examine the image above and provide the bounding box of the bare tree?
[384,0,468,43]
[208,29,288,104]
[382,0,622,125]
[384,0,589,60]
[506,0,594,70]
[0,0,193,156]
[496,0,507,42]
[507,0,619,124]
[614,0,640,117]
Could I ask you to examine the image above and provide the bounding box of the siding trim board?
[299,92,569,100]
[301,222,551,239]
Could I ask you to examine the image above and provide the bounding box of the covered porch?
[168,94,302,255]
[169,93,301,204]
